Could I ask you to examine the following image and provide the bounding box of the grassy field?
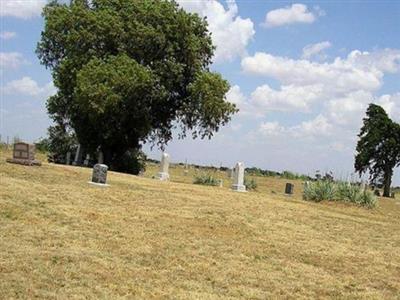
[1,149,400,299]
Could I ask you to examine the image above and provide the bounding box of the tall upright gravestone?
[157,153,170,181]
[73,144,83,166]
[231,162,246,192]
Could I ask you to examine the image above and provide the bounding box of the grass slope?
[1,150,400,299]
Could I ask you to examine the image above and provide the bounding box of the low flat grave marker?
[6,142,41,166]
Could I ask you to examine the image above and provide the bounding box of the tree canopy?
[355,104,400,197]
[37,0,237,173]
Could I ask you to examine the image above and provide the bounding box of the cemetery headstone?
[285,183,294,195]
[390,192,395,199]
[89,164,109,186]
[83,154,90,166]
[73,144,83,166]
[157,153,170,181]
[66,151,71,165]
[6,142,41,166]
[98,151,104,164]
[231,162,246,192]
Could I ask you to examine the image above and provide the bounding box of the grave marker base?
[6,158,42,166]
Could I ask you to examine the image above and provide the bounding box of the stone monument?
[83,154,90,166]
[6,142,41,166]
[231,162,246,192]
[89,164,109,186]
[98,151,104,164]
[66,151,71,165]
[157,153,170,181]
[73,144,83,166]
[285,183,294,195]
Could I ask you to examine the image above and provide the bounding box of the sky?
[1,0,399,184]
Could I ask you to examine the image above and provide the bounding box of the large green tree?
[355,104,400,197]
[37,0,237,173]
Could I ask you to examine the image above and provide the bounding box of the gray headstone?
[231,162,246,192]
[91,164,108,184]
[157,153,170,180]
[66,152,71,165]
[83,154,90,166]
[98,151,104,164]
[73,144,83,166]
[218,179,223,187]
[285,183,294,195]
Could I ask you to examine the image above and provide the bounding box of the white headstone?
[83,154,90,166]
[157,153,170,181]
[231,162,246,192]
[73,144,83,166]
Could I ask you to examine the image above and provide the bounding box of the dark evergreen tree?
[355,104,400,197]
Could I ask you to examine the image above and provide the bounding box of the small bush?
[244,177,258,190]
[193,173,220,186]
[303,181,377,208]
[303,180,336,202]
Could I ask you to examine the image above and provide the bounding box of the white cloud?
[347,49,400,73]
[259,121,285,136]
[258,115,332,139]
[242,51,387,94]
[302,41,331,60]
[377,93,400,122]
[290,114,332,137]
[327,90,369,126]
[3,77,56,99]
[0,31,17,40]
[226,85,262,117]
[177,0,255,63]
[0,0,46,19]
[226,84,245,105]
[242,48,400,141]
[262,3,319,28]
[0,52,27,70]
[251,84,323,112]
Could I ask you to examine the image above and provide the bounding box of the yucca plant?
[303,180,336,202]
[303,181,377,208]
[193,173,220,186]
[244,177,258,191]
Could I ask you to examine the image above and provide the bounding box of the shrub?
[303,181,377,208]
[244,177,258,190]
[193,173,220,186]
[112,149,146,175]
[303,180,336,202]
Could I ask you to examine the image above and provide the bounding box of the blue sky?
[1,0,399,184]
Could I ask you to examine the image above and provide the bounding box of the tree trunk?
[383,167,393,198]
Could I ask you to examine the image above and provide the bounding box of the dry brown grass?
[1,149,400,299]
